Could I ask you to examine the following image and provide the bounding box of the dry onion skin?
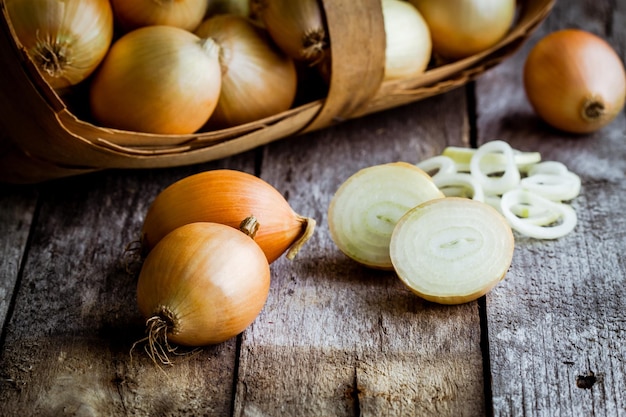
[327,162,444,270]
[195,14,297,128]
[382,0,432,80]
[390,197,514,305]
[5,0,114,90]
[409,0,515,59]
[136,221,270,363]
[110,0,210,32]
[523,29,626,134]
[256,0,328,65]
[141,169,315,263]
[89,25,222,134]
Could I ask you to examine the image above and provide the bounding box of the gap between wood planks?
[466,80,496,417]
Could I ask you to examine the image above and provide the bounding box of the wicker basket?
[0,0,554,184]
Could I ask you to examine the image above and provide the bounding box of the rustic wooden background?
[1,0,625,416]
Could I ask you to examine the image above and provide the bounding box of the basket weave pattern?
[0,0,554,183]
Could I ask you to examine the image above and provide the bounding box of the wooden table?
[1,1,625,416]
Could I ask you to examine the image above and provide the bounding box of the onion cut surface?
[328,162,444,270]
[390,197,514,304]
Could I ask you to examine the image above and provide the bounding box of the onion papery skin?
[195,14,297,128]
[89,25,222,135]
[256,0,328,65]
[390,198,514,305]
[110,0,210,32]
[523,29,626,134]
[409,0,515,60]
[5,0,114,90]
[382,0,432,80]
[136,222,270,346]
[141,169,315,263]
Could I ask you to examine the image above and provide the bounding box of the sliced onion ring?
[433,173,485,202]
[520,171,581,201]
[527,161,569,176]
[416,155,456,179]
[390,197,514,305]
[470,140,521,195]
[442,146,541,173]
[500,189,577,239]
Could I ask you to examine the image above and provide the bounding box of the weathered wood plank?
[0,184,37,330]
[233,90,486,417]
[475,0,626,415]
[0,156,256,416]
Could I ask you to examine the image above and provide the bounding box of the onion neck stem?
[239,216,260,239]
[286,216,316,260]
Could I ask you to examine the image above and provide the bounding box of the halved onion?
[328,162,444,270]
[390,197,514,304]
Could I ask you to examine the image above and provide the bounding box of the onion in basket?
[408,0,516,59]
[195,14,298,128]
[110,0,210,32]
[382,0,432,80]
[5,0,114,90]
[256,0,328,65]
[89,25,222,135]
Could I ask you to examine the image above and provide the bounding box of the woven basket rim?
[0,0,555,183]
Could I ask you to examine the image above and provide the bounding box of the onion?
[408,0,515,59]
[110,0,209,32]
[136,220,270,363]
[89,25,222,135]
[5,0,114,90]
[469,140,521,195]
[141,169,316,263]
[256,0,328,65]
[206,0,252,18]
[390,197,514,304]
[381,0,432,80]
[418,141,581,239]
[327,162,444,270]
[433,173,485,202]
[500,189,577,239]
[195,14,297,128]
[523,29,626,134]
[441,146,541,174]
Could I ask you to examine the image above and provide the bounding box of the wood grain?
[0,156,255,416]
[0,184,37,330]
[1,1,624,416]
[233,91,485,417]
[475,0,626,415]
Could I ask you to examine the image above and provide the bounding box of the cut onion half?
[328,162,444,270]
[390,197,514,304]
